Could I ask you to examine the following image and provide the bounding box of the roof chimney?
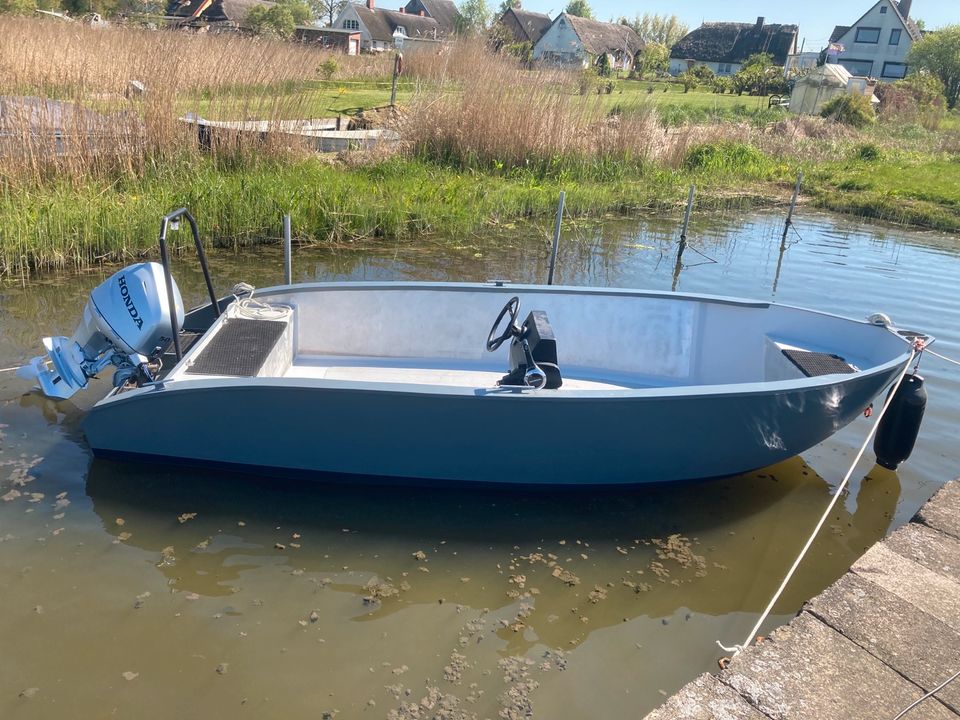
[366,0,374,8]
[755,16,765,30]
[419,9,424,15]
[899,0,912,18]
[399,6,404,11]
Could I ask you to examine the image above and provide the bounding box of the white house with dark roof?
[532,14,642,71]
[828,0,921,80]
[668,17,798,76]
[332,0,445,52]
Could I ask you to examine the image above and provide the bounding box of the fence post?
[547,191,566,285]
[283,214,292,285]
[783,171,804,242]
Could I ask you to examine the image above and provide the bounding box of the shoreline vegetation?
[1,18,959,277]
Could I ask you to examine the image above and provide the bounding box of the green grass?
[808,157,960,231]
[0,154,786,275]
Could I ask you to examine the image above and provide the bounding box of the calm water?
[0,209,957,719]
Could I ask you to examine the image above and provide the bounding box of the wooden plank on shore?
[644,673,769,720]
[806,571,960,714]
[915,481,960,540]
[722,612,958,720]
[852,542,960,634]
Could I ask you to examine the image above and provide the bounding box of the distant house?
[166,0,274,28]
[669,17,798,76]
[533,14,642,71]
[827,0,920,80]
[402,0,460,36]
[294,26,361,54]
[332,0,444,52]
[495,7,552,46]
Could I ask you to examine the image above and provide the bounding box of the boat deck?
[285,356,641,391]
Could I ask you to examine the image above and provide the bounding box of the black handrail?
[158,208,220,361]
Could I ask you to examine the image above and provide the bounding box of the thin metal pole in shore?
[283,214,292,285]
[680,184,696,245]
[783,171,804,242]
[547,191,565,285]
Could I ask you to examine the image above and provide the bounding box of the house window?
[395,25,406,35]
[839,58,874,76]
[343,19,359,30]
[718,63,732,74]
[889,29,902,45]
[855,27,881,44]
[881,61,908,79]
[880,5,887,12]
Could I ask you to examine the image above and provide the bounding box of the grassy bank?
[2,17,959,276]
[0,154,790,275]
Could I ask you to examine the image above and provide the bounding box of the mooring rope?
[925,347,960,368]
[891,668,960,719]
[717,346,917,657]
[0,366,21,374]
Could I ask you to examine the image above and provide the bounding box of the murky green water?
[1,209,957,718]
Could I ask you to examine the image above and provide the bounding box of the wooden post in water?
[673,185,695,291]
[283,214,292,285]
[782,171,804,242]
[547,191,565,285]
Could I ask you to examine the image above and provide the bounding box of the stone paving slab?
[885,522,960,584]
[852,542,960,634]
[644,673,769,720]
[721,612,957,720]
[806,571,960,713]
[916,481,960,539]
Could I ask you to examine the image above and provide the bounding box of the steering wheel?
[486,296,521,352]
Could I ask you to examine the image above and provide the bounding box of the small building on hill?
[332,0,444,52]
[669,17,798,76]
[402,0,460,36]
[495,7,552,46]
[533,14,642,71]
[166,0,273,28]
[788,63,878,115]
[293,26,361,54]
[828,0,920,80]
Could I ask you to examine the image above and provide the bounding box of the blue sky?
[517,0,957,51]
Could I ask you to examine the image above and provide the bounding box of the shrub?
[821,94,876,127]
[682,141,770,175]
[853,143,883,162]
[317,58,338,80]
[875,71,947,130]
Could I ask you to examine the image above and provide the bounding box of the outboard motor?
[18,262,184,400]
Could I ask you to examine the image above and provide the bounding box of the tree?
[909,25,960,109]
[246,0,310,37]
[619,13,688,48]
[563,0,591,19]
[633,42,669,78]
[495,0,518,15]
[732,52,779,95]
[308,0,347,26]
[456,0,491,35]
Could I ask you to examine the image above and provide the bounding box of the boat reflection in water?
[84,453,900,653]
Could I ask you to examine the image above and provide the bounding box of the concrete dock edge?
[645,478,960,720]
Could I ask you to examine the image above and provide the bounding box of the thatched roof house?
[332,0,444,52]
[669,17,798,76]
[166,0,274,27]
[402,0,460,36]
[533,13,642,70]
[496,7,552,45]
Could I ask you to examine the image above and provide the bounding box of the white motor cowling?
[19,262,184,400]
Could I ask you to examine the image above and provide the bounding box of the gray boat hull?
[83,364,903,485]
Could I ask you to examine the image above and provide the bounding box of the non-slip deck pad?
[185,318,286,377]
[782,349,855,377]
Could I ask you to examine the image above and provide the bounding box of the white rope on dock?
[717,347,917,657]
[891,667,960,719]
